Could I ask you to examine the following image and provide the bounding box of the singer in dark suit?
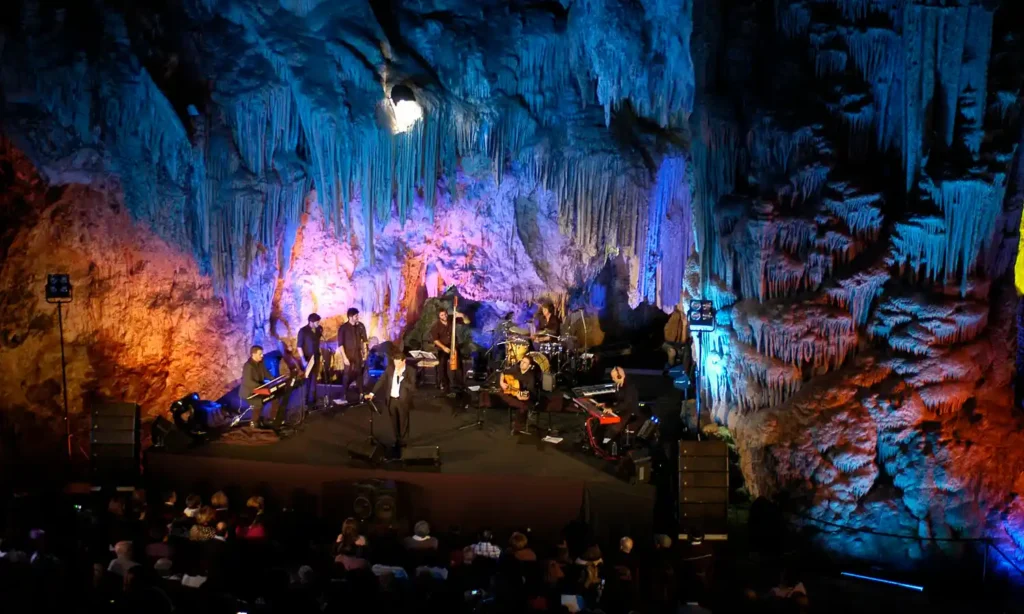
[366,350,416,451]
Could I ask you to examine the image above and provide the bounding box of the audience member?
[183,494,202,518]
[404,520,439,552]
[107,540,138,577]
[189,506,217,542]
[471,529,501,560]
[237,495,266,540]
[508,531,537,562]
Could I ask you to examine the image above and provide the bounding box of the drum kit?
[490,320,591,385]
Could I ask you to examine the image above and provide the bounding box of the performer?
[663,302,692,372]
[241,345,286,431]
[532,301,561,342]
[296,313,323,405]
[503,356,538,432]
[365,350,416,454]
[431,305,470,396]
[605,366,640,440]
[338,308,369,398]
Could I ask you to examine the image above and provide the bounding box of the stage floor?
[151,378,681,538]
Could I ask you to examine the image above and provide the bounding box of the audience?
[0,484,805,614]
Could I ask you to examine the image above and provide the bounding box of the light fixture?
[390,84,423,133]
[840,571,924,592]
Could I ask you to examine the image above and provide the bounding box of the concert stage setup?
[147,377,681,541]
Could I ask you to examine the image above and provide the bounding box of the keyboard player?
[598,366,640,443]
[241,345,287,431]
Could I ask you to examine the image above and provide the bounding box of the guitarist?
[500,356,537,433]
[430,304,470,397]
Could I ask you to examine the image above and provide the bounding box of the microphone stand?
[364,397,384,448]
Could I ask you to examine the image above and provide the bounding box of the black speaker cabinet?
[401,445,441,467]
[91,402,140,483]
[352,479,398,524]
[679,440,729,537]
[347,440,387,464]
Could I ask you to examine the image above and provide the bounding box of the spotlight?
[389,84,422,133]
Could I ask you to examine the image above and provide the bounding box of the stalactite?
[826,268,890,325]
[639,157,694,308]
[925,176,1008,288]
[821,181,884,240]
[733,300,857,372]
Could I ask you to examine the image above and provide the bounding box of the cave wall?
[0,1,695,450]
[688,0,1024,571]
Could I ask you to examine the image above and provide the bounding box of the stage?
[147,375,683,541]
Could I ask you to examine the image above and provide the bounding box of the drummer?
[531,301,562,344]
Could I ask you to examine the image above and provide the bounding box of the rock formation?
[1,0,1023,576]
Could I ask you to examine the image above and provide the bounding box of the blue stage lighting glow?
[840,572,924,592]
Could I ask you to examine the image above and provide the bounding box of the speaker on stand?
[90,402,140,486]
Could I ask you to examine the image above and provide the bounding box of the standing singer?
[338,308,369,398]
[296,313,323,405]
[365,350,416,455]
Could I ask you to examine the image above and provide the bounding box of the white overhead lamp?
[389,84,423,133]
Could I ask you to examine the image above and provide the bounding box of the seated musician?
[241,345,287,432]
[600,366,640,443]
[531,301,561,343]
[480,356,537,433]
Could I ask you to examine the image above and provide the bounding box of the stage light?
[390,84,422,133]
[840,571,924,592]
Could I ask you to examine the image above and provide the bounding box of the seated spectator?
[131,488,149,521]
[211,491,232,524]
[107,540,138,577]
[403,520,439,553]
[770,568,808,608]
[507,531,537,562]
[158,490,178,525]
[182,494,202,518]
[572,545,604,605]
[144,524,174,562]
[189,506,217,542]
[471,529,501,560]
[335,517,368,556]
[237,496,266,540]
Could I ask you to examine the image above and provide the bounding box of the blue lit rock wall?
[689,0,1024,571]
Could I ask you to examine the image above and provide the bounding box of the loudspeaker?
[679,440,728,537]
[347,440,387,463]
[150,417,192,453]
[91,402,140,483]
[352,479,398,523]
[401,445,441,466]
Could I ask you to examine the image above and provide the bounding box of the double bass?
[450,296,459,372]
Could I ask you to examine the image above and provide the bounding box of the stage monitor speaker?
[401,445,441,467]
[679,440,729,538]
[91,402,140,483]
[347,440,386,464]
[151,417,192,453]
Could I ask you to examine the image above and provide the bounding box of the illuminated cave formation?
[2,0,1024,575]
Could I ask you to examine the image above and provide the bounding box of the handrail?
[780,508,1024,580]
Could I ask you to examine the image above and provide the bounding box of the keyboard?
[249,374,295,400]
[571,383,616,398]
[572,397,620,425]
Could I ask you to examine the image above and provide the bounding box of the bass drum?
[526,351,550,373]
[509,338,531,363]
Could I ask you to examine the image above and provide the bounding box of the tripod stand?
[364,397,385,447]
